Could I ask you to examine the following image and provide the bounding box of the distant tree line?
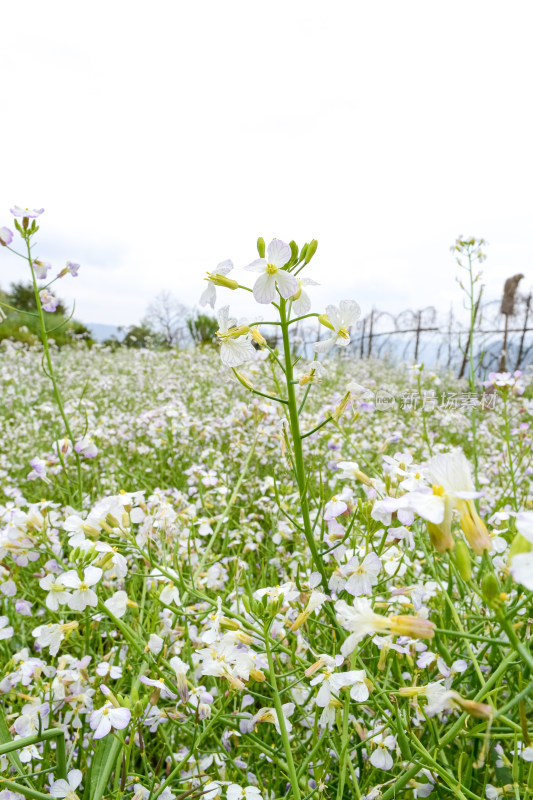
[103,291,218,349]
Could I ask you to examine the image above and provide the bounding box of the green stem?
[264,623,302,800]
[279,298,327,589]
[25,235,84,507]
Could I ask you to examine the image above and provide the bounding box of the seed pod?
[454,539,472,581]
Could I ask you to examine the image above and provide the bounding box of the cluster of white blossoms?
[199,238,361,367]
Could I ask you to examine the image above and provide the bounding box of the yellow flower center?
[266,263,278,275]
[79,582,88,592]
[337,327,349,339]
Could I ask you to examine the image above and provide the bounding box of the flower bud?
[481,573,500,605]
[251,328,267,346]
[299,243,308,262]
[228,325,251,338]
[318,313,335,331]
[133,700,144,717]
[220,617,240,631]
[455,697,493,720]
[460,512,492,555]
[427,522,455,553]
[305,239,318,263]
[257,237,265,258]
[291,282,302,301]
[233,370,254,391]
[249,669,266,683]
[209,273,239,290]
[94,552,115,571]
[454,539,472,582]
[82,524,101,539]
[289,240,299,262]
[332,393,350,422]
[389,615,436,640]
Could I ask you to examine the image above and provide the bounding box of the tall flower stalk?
[1,208,84,506]
[452,236,486,485]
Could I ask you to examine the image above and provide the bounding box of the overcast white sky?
[1,1,532,327]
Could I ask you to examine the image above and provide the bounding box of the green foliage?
[120,322,158,348]
[186,312,218,345]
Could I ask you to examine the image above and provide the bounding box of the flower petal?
[253,273,277,304]
[267,239,291,268]
[244,258,267,273]
[275,270,299,300]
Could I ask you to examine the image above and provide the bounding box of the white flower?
[516,511,533,543]
[61,566,102,611]
[254,582,300,603]
[510,512,533,589]
[200,259,234,308]
[39,573,71,611]
[90,701,131,739]
[50,768,82,799]
[369,732,396,770]
[74,436,98,459]
[32,622,78,656]
[324,496,348,520]
[335,597,435,657]
[406,449,491,554]
[96,662,123,679]
[227,785,263,800]
[169,655,190,702]
[291,277,319,315]
[216,306,256,368]
[0,616,14,640]
[313,300,361,352]
[147,633,164,654]
[242,702,295,735]
[330,552,382,597]
[10,205,45,217]
[104,590,129,618]
[245,239,298,304]
[510,552,533,590]
[203,783,223,800]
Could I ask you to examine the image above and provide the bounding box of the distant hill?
[87,323,124,342]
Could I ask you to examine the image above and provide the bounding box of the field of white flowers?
[0,213,532,800]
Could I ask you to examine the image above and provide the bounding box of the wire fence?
[280,293,533,377]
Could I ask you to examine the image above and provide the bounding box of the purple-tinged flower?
[49,768,82,799]
[10,205,45,218]
[0,226,13,246]
[39,290,59,312]
[74,436,98,458]
[66,261,80,276]
[15,599,33,616]
[34,260,52,280]
[28,456,50,483]
[90,701,131,739]
[57,261,81,279]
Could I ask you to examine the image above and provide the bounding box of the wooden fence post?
[414,310,422,362]
[515,293,532,371]
[367,310,374,358]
